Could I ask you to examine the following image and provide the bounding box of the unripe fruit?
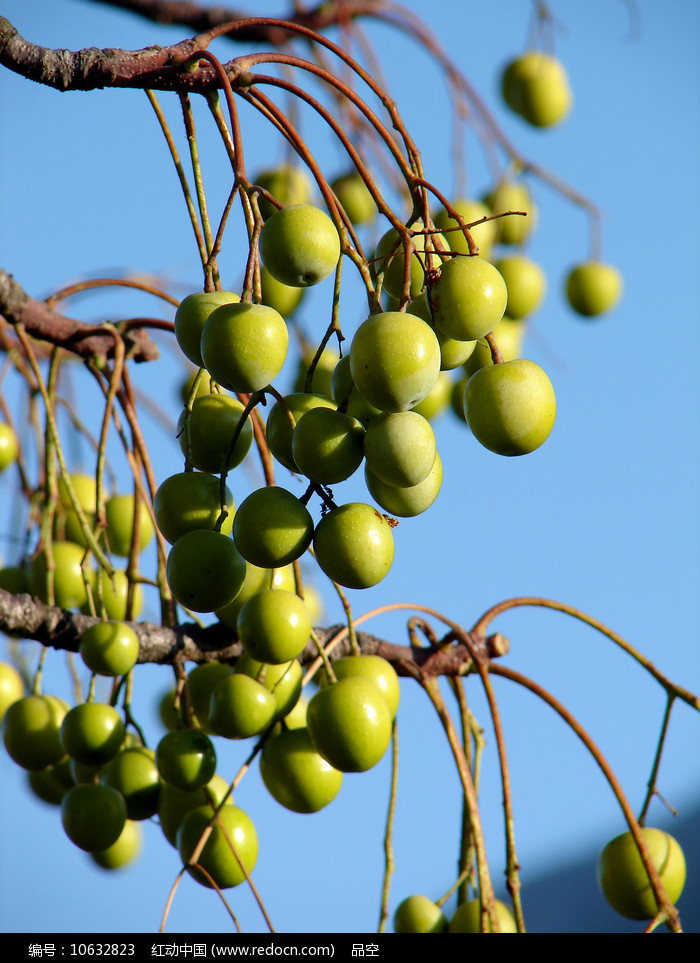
[292,407,365,484]
[91,819,143,870]
[166,530,246,613]
[495,255,546,320]
[60,702,125,766]
[307,676,392,772]
[174,291,240,368]
[429,256,507,342]
[434,199,498,259]
[0,422,19,473]
[0,661,24,722]
[566,262,623,317]
[597,827,686,920]
[374,222,449,300]
[449,898,517,933]
[484,181,537,246]
[2,693,68,770]
[200,302,288,392]
[177,804,258,889]
[255,164,314,220]
[79,621,140,677]
[330,170,376,225]
[364,452,442,518]
[313,502,394,590]
[177,394,253,474]
[260,204,341,287]
[260,727,343,813]
[156,729,217,792]
[233,487,314,568]
[61,783,127,853]
[393,894,447,933]
[237,589,312,665]
[363,411,436,488]
[154,471,235,544]
[105,493,155,558]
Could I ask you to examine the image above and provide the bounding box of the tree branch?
[0,587,506,675]
[0,269,160,363]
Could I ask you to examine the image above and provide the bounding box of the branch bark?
[0,587,505,675]
[0,269,160,363]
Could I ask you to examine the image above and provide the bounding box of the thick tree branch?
[0,587,506,675]
[0,269,160,363]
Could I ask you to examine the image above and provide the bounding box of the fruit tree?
[0,0,698,936]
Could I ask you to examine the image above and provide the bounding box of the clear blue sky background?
[0,0,698,935]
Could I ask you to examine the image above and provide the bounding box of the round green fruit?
[350,311,441,413]
[174,291,240,368]
[260,204,341,288]
[237,589,311,665]
[215,562,295,630]
[105,494,155,558]
[293,344,339,399]
[365,452,442,518]
[101,746,161,820]
[393,894,447,933]
[330,170,376,225]
[91,819,143,870]
[154,471,235,544]
[495,255,546,320]
[292,407,365,485]
[363,411,436,488]
[177,803,258,889]
[260,727,343,813]
[465,359,556,456]
[156,729,217,792]
[61,783,126,853]
[320,655,400,720]
[0,661,24,722]
[0,422,18,473]
[313,502,394,590]
[434,199,498,259]
[28,542,92,610]
[374,221,449,300]
[200,301,288,392]
[307,675,392,772]
[464,318,525,377]
[60,702,125,767]
[597,827,686,920]
[436,328,477,371]
[186,662,233,733]
[2,693,68,770]
[79,621,139,677]
[410,372,453,421]
[166,529,246,613]
[331,354,382,426]
[208,673,277,739]
[255,164,314,220]
[260,265,304,318]
[502,51,572,128]
[566,262,623,317]
[85,569,144,622]
[58,472,97,513]
[449,898,517,933]
[27,758,75,805]
[178,394,253,474]
[266,393,336,473]
[233,487,314,569]
[484,181,537,246]
[233,654,303,722]
[158,772,229,847]
[429,256,507,342]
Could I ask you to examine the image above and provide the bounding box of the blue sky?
[0,0,698,935]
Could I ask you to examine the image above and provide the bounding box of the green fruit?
[436,327,477,371]
[434,199,498,259]
[307,676,392,772]
[495,255,546,320]
[0,422,18,473]
[266,393,336,473]
[79,621,140,677]
[502,52,572,128]
[320,655,400,720]
[484,181,537,246]
[174,291,240,368]
[101,746,161,820]
[331,354,382,426]
[449,898,517,933]
[364,452,442,518]
[154,471,235,544]
[393,894,447,933]
[61,783,126,853]
[330,170,376,225]
[186,662,233,733]
[374,222,449,300]
[91,819,143,870]
[178,803,258,889]
[566,262,623,317]
[465,360,556,456]
[27,757,75,805]
[166,530,246,613]
[260,265,304,318]
[58,472,97,513]
[2,693,68,770]
[255,165,314,220]
[410,372,453,421]
[215,562,295,630]
[85,569,144,622]
[464,318,525,377]
[313,502,394,590]
[429,256,507,342]
[233,487,314,569]
[158,772,229,847]
[233,654,303,722]
[0,661,24,722]
[363,411,436,488]
[292,407,365,484]
[200,301,288,392]
[260,204,341,287]
[208,674,277,739]
[237,589,311,665]
[60,702,125,766]
[350,312,441,413]
[105,494,155,558]
[260,727,343,813]
[177,394,253,474]
[597,828,686,920]
[28,542,92,610]
[156,729,217,792]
